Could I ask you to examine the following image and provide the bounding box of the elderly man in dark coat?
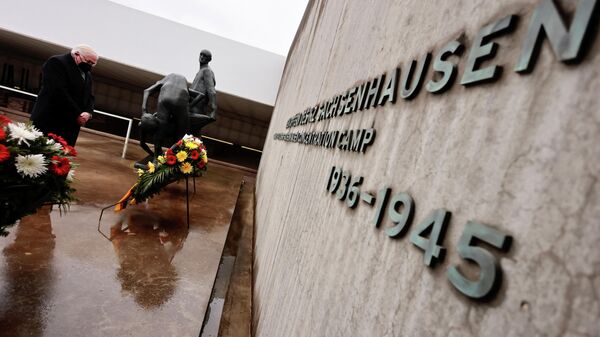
[31,44,98,146]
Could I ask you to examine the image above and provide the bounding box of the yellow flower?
[176,151,188,162]
[147,162,155,173]
[201,154,208,163]
[180,162,193,174]
[157,155,166,164]
[137,168,144,176]
[185,141,199,150]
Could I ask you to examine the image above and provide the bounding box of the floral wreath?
[0,115,77,235]
[115,134,208,211]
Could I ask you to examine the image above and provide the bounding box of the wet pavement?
[0,131,246,337]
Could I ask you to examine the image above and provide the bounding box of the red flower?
[0,127,5,141]
[190,150,199,160]
[0,144,10,162]
[0,115,11,126]
[49,155,71,176]
[166,155,177,166]
[63,145,78,157]
[166,148,174,156]
[48,133,68,147]
[197,160,206,169]
[176,140,183,146]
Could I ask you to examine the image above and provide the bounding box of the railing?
[0,85,133,158]
[131,117,263,153]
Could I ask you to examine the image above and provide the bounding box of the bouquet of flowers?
[0,115,77,235]
[115,134,208,211]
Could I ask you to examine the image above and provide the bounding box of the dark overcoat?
[31,53,94,146]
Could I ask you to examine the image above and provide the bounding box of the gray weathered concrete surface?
[254,0,600,336]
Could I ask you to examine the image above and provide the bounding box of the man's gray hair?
[71,44,98,60]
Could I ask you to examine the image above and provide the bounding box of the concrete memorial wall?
[254,0,600,336]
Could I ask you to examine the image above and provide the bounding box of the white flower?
[66,168,76,182]
[46,138,63,152]
[15,154,47,178]
[8,122,43,146]
[182,133,202,145]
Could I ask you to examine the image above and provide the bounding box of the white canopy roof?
[0,0,285,107]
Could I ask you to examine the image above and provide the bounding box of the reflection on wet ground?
[0,131,246,337]
[110,208,188,309]
[0,207,54,337]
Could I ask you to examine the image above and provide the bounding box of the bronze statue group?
[138,49,217,168]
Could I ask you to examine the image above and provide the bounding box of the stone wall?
[254,0,600,336]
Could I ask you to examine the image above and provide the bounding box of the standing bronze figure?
[189,50,217,135]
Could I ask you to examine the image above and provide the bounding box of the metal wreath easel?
[97,175,197,241]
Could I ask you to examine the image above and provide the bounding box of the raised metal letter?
[461,15,517,86]
[400,53,432,99]
[426,40,464,93]
[378,68,399,106]
[364,74,384,109]
[359,128,376,152]
[515,0,599,73]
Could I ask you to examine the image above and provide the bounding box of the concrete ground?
[0,129,249,337]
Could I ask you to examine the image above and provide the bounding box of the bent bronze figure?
[137,73,190,167]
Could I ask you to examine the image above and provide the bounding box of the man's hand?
[78,112,92,126]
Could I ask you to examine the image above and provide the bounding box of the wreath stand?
[97,176,196,241]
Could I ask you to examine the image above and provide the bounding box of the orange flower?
[180,162,193,174]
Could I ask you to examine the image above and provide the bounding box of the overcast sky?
[108,0,308,56]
